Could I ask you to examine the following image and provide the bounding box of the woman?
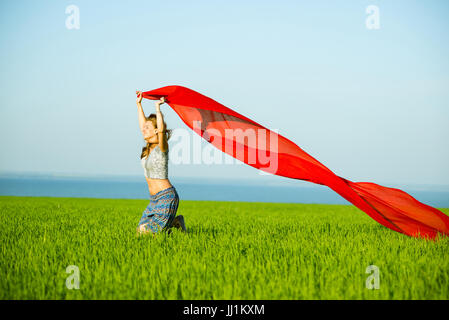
[135,90,186,236]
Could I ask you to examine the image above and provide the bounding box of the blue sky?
[0,0,448,188]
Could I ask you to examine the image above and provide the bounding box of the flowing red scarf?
[139,85,449,239]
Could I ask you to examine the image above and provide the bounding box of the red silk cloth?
[140,85,449,239]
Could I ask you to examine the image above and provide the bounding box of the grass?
[0,195,448,300]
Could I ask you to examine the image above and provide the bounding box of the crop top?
[141,145,169,179]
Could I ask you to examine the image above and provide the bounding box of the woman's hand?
[155,96,166,106]
[136,90,143,104]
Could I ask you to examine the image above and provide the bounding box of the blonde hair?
[140,113,173,159]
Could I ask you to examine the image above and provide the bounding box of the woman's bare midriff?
[146,177,173,196]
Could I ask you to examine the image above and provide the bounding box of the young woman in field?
[135,90,186,236]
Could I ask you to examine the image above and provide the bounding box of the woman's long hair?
[140,113,173,159]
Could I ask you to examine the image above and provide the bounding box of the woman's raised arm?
[155,97,168,152]
[136,91,146,133]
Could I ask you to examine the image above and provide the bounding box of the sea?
[0,174,448,208]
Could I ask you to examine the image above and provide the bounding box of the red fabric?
[140,85,449,239]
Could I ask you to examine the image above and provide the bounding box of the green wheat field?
[1,195,448,300]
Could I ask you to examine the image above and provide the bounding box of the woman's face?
[142,121,158,143]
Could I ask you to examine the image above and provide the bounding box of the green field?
[1,195,448,300]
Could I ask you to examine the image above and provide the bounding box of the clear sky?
[0,0,448,188]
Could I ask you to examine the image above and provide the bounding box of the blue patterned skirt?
[137,186,180,234]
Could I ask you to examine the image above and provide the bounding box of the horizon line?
[0,170,448,191]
